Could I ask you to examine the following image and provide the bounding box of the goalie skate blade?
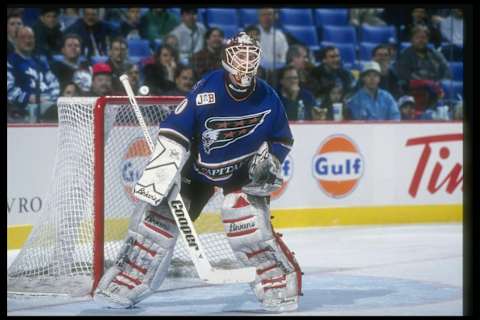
[200,267,257,284]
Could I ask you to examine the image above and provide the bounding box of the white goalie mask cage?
[222,32,262,87]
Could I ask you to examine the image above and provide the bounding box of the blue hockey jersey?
[159,69,293,186]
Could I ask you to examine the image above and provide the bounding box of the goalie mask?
[222,32,262,87]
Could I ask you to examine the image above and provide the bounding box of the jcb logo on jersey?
[201,110,271,154]
[196,92,216,106]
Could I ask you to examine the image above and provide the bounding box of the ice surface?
[7,223,462,315]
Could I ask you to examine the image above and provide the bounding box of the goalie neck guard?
[222,32,262,88]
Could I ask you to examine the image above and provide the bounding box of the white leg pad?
[221,192,303,312]
[94,202,179,308]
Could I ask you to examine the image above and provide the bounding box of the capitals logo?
[201,110,271,154]
[121,137,151,202]
[271,154,294,200]
[312,135,364,198]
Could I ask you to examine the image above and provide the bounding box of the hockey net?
[7,96,240,297]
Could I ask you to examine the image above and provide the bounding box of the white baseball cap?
[361,61,382,76]
[398,95,416,107]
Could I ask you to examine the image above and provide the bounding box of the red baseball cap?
[92,63,112,76]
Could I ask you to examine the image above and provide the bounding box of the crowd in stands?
[7,7,464,123]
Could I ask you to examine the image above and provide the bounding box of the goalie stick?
[119,74,256,284]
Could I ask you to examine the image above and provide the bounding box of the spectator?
[244,25,267,80]
[106,37,130,94]
[32,8,63,59]
[396,25,451,87]
[163,34,179,51]
[59,8,80,31]
[371,44,403,98]
[65,8,115,57]
[143,45,177,94]
[349,8,387,26]
[120,7,142,40]
[61,81,81,97]
[397,95,417,120]
[312,84,346,121]
[191,27,224,79]
[286,44,316,90]
[244,24,261,42]
[257,8,289,69]
[163,64,195,96]
[347,61,400,120]
[72,68,93,96]
[169,8,206,64]
[408,79,446,117]
[7,26,60,123]
[7,12,24,55]
[401,8,442,47]
[439,9,463,46]
[277,66,316,121]
[89,63,113,96]
[50,33,90,92]
[139,8,179,43]
[124,62,142,94]
[309,46,355,102]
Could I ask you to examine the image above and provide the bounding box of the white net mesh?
[7,96,240,296]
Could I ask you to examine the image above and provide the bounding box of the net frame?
[7,96,239,297]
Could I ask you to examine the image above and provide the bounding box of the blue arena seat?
[441,80,463,101]
[208,23,239,39]
[449,62,463,81]
[440,44,463,61]
[91,55,109,65]
[205,8,238,27]
[321,42,356,66]
[283,25,320,51]
[314,9,349,27]
[278,8,314,26]
[360,25,397,44]
[322,25,357,44]
[359,42,379,61]
[238,8,258,28]
[127,39,151,57]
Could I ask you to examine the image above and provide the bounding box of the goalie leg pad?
[221,192,303,312]
[94,203,179,308]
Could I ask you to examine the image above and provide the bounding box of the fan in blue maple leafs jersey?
[94,33,302,313]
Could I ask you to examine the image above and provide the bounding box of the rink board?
[7,122,463,250]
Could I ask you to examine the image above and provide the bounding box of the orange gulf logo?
[312,135,364,198]
[121,137,152,203]
[272,154,293,200]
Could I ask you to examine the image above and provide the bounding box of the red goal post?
[7,96,239,297]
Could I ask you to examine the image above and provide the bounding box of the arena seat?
[449,62,463,81]
[322,25,357,44]
[238,8,258,28]
[208,23,239,39]
[314,9,349,27]
[359,42,379,61]
[441,80,463,101]
[205,8,238,27]
[359,25,397,44]
[127,39,151,58]
[283,25,320,51]
[278,8,314,26]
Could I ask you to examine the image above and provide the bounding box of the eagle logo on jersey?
[202,110,271,154]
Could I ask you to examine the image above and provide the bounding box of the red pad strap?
[272,225,303,296]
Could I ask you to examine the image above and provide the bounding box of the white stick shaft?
[119,74,155,153]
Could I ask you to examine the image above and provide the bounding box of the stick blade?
[200,267,257,284]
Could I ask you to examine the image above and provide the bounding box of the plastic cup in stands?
[437,106,449,120]
[333,103,343,121]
